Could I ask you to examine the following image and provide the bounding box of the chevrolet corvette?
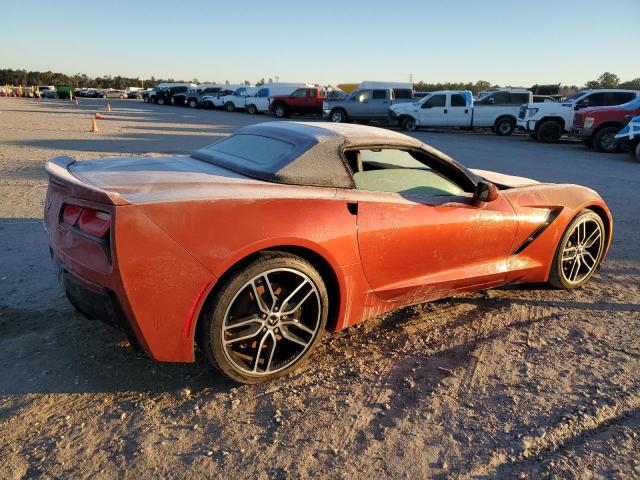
[44,122,612,383]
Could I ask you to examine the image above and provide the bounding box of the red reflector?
[77,209,111,238]
[62,204,83,225]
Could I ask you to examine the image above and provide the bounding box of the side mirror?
[473,181,499,204]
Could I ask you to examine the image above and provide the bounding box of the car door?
[349,90,372,118]
[349,148,518,301]
[369,89,391,119]
[418,93,447,126]
[447,92,472,126]
[288,88,307,111]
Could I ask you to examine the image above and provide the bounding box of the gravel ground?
[1,98,639,479]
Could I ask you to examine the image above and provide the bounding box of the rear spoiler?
[45,156,130,206]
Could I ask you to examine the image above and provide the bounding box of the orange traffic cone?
[91,118,98,132]
[106,103,112,112]
[95,113,104,119]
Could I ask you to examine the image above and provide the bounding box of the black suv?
[154,86,189,105]
[174,86,226,108]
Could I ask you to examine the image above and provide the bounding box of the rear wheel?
[536,120,563,143]
[188,98,198,108]
[198,252,328,384]
[593,127,620,153]
[632,142,640,163]
[157,97,166,105]
[246,104,257,115]
[548,210,605,289]
[495,117,515,136]
[401,117,416,132]
[225,102,235,112]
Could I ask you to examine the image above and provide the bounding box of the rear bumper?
[571,127,593,139]
[54,254,143,350]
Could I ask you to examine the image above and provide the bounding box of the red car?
[572,97,640,152]
[269,87,325,118]
[45,122,612,383]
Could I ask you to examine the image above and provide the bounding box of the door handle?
[465,109,468,114]
[444,109,448,114]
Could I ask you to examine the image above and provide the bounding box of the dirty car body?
[44,122,613,382]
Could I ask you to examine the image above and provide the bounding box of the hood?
[389,101,418,112]
[470,168,540,188]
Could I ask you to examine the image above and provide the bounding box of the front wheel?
[329,109,346,123]
[188,98,198,108]
[273,104,287,118]
[593,127,620,153]
[157,98,165,105]
[547,210,605,289]
[225,102,235,112]
[536,120,563,143]
[198,252,328,384]
[401,117,416,132]
[495,117,515,136]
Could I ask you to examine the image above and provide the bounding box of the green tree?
[620,77,640,90]
[586,72,620,89]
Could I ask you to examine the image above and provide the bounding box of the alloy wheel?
[560,217,604,285]
[221,268,322,376]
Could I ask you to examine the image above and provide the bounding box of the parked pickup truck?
[269,86,325,118]
[389,89,530,135]
[323,87,414,123]
[517,89,639,143]
[571,96,640,152]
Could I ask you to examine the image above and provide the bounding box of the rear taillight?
[62,204,111,238]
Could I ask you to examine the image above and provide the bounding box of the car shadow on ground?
[0,218,235,397]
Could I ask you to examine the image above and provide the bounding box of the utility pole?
[409,73,413,85]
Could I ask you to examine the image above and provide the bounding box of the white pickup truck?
[389,89,531,135]
[517,89,639,143]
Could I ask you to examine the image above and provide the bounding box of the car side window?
[372,89,387,100]
[609,92,634,105]
[510,93,530,104]
[291,89,306,98]
[355,90,371,102]
[450,94,467,107]
[309,89,317,98]
[585,92,606,106]
[423,94,446,108]
[258,88,269,97]
[346,149,464,197]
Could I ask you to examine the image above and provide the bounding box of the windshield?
[562,91,588,103]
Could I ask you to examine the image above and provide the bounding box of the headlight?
[584,116,595,129]
[527,107,539,117]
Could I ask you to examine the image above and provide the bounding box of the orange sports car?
[44,122,612,383]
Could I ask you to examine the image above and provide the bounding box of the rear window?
[204,134,294,165]
[392,88,413,99]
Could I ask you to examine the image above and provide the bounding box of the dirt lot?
[1,98,639,479]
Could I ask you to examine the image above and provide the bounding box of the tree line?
[1,68,637,93]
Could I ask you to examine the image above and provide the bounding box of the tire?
[633,142,640,163]
[246,104,257,115]
[582,138,593,148]
[143,96,149,103]
[400,117,416,132]
[593,127,620,153]
[198,252,328,384]
[157,97,165,106]
[119,95,124,99]
[329,109,346,123]
[188,98,198,108]
[547,210,606,289]
[225,102,235,112]
[536,120,563,143]
[494,117,515,136]
[273,103,287,118]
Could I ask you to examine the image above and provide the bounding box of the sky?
[1,0,638,87]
